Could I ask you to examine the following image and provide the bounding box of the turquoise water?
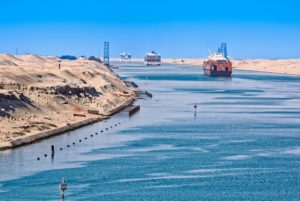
[0,63,300,201]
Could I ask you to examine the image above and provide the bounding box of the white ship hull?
[144,61,161,66]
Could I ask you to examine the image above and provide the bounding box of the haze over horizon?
[0,0,300,59]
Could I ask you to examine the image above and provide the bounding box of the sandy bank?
[0,54,137,150]
[0,97,134,150]
[0,117,101,150]
[163,58,300,76]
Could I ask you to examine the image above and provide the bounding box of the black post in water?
[51,145,55,162]
[60,177,67,199]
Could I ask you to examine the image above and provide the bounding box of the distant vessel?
[144,51,161,66]
[120,52,131,62]
[203,43,232,77]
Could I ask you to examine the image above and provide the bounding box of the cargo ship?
[120,52,131,62]
[144,51,161,66]
[202,43,232,77]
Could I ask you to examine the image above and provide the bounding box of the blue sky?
[0,0,300,58]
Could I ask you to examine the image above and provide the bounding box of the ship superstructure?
[144,51,161,66]
[120,52,132,62]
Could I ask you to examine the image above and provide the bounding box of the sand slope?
[0,54,135,147]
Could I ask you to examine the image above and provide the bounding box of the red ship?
[203,44,232,77]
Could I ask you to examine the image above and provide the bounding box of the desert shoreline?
[0,97,135,150]
[161,58,300,76]
[0,117,101,150]
[121,58,300,76]
[0,54,137,150]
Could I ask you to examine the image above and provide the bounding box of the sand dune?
[0,57,18,66]
[0,54,136,149]
[232,59,300,75]
[17,54,46,62]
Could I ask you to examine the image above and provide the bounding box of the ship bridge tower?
[103,41,110,66]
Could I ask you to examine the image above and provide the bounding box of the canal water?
[0,62,300,201]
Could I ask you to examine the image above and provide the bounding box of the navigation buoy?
[194,104,197,110]
[37,157,40,160]
[193,103,198,117]
[59,177,68,198]
[60,148,63,150]
[79,139,82,142]
[44,154,47,157]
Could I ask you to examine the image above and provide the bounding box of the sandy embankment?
[163,58,300,76]
[0,54,136,150]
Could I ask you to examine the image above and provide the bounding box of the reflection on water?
[0,62,300,201]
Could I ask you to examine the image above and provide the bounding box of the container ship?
[202,43,232,77]
[144,51,161,66]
